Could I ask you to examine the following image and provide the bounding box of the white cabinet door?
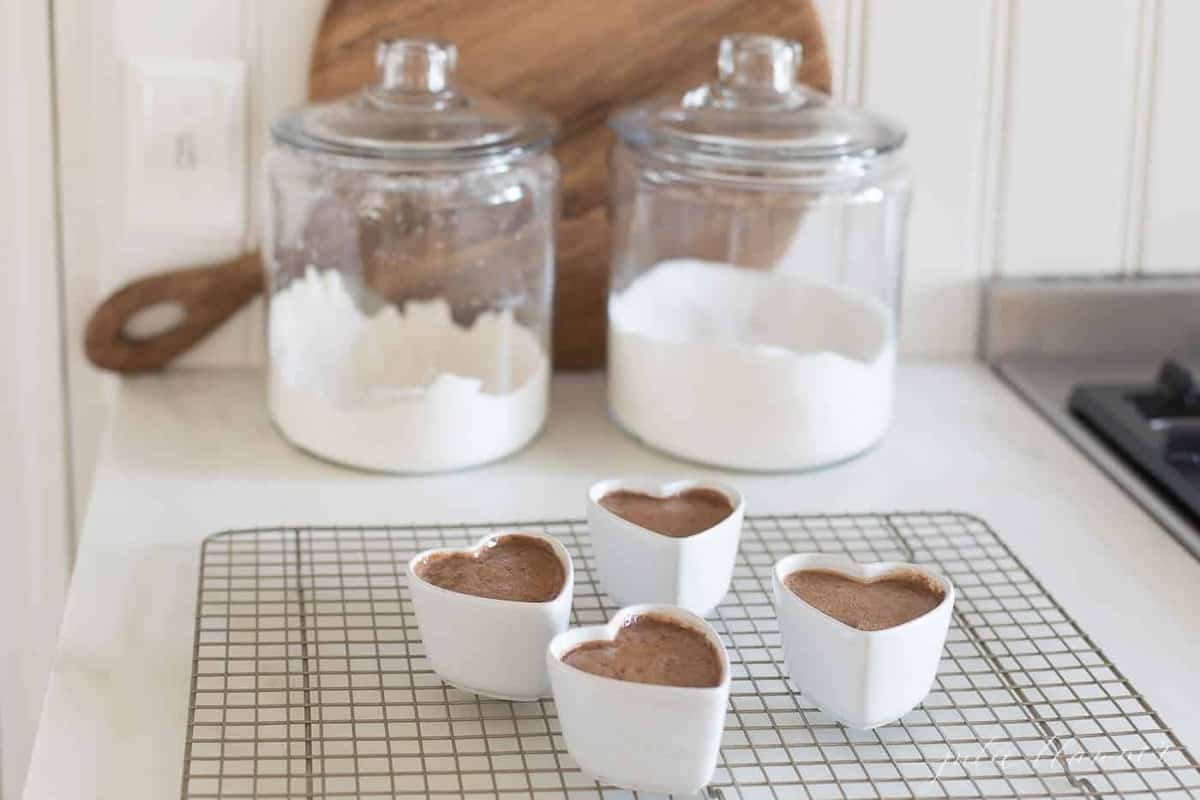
[0,1,73,799]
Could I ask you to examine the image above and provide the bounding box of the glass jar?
[607,34,911,471]
[264,39,559,472]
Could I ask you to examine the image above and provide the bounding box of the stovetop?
[1070,357,1200,525]
[995,354,1200,560]
[984,275,1200,561]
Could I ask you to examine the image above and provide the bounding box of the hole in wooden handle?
[122,301,189,341]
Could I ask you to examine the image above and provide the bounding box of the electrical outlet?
[122,56,247,236]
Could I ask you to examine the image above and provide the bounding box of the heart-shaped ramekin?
[772,553,954,729]
[547,604,731,796]
[586,478,744,615]
[408,532,574,700]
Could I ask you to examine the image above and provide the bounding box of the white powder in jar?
[608,259,896,471]
[268,267,549,472]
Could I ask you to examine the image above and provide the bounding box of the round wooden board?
[311,0,831,369]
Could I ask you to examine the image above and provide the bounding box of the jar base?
[606,407,888,474]
[266,371,550,475]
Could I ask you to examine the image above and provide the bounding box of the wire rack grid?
[180,512,1200,799]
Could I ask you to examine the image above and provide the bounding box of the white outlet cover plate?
[122,56,247,236]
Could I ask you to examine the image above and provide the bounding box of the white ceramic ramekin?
[547,604,731,795]
[408,532,574,700]
[772,553,954,729]
[586,478,744,616]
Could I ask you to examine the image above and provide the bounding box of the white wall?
[0,1,73,798]
[52,0,324,535]
[815,0,1199,355]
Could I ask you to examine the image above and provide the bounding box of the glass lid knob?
[376,38,458,95]
[717,34,802,95]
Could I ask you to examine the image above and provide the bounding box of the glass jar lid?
[272,38,557,164]
[609,34,905,166]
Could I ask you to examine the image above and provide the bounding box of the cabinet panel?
[861,0,995,353]
[1142,0,1200,274]
[997,0,1142,275]
[1,3,72,799]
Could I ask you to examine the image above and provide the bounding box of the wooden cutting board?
[85,0,829,372]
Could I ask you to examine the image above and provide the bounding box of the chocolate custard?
[415,534,565,602]
[599,488,733,538]
[562,614,722,688]
[784,568,945,631]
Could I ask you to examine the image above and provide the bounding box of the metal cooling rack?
[181,513,1200,799]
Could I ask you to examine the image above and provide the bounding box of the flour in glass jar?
[267,266,549,472]
[607,259,896,471]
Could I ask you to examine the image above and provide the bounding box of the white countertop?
[23,360,1200,799]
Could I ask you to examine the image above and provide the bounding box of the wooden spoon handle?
[84,251,264,373]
